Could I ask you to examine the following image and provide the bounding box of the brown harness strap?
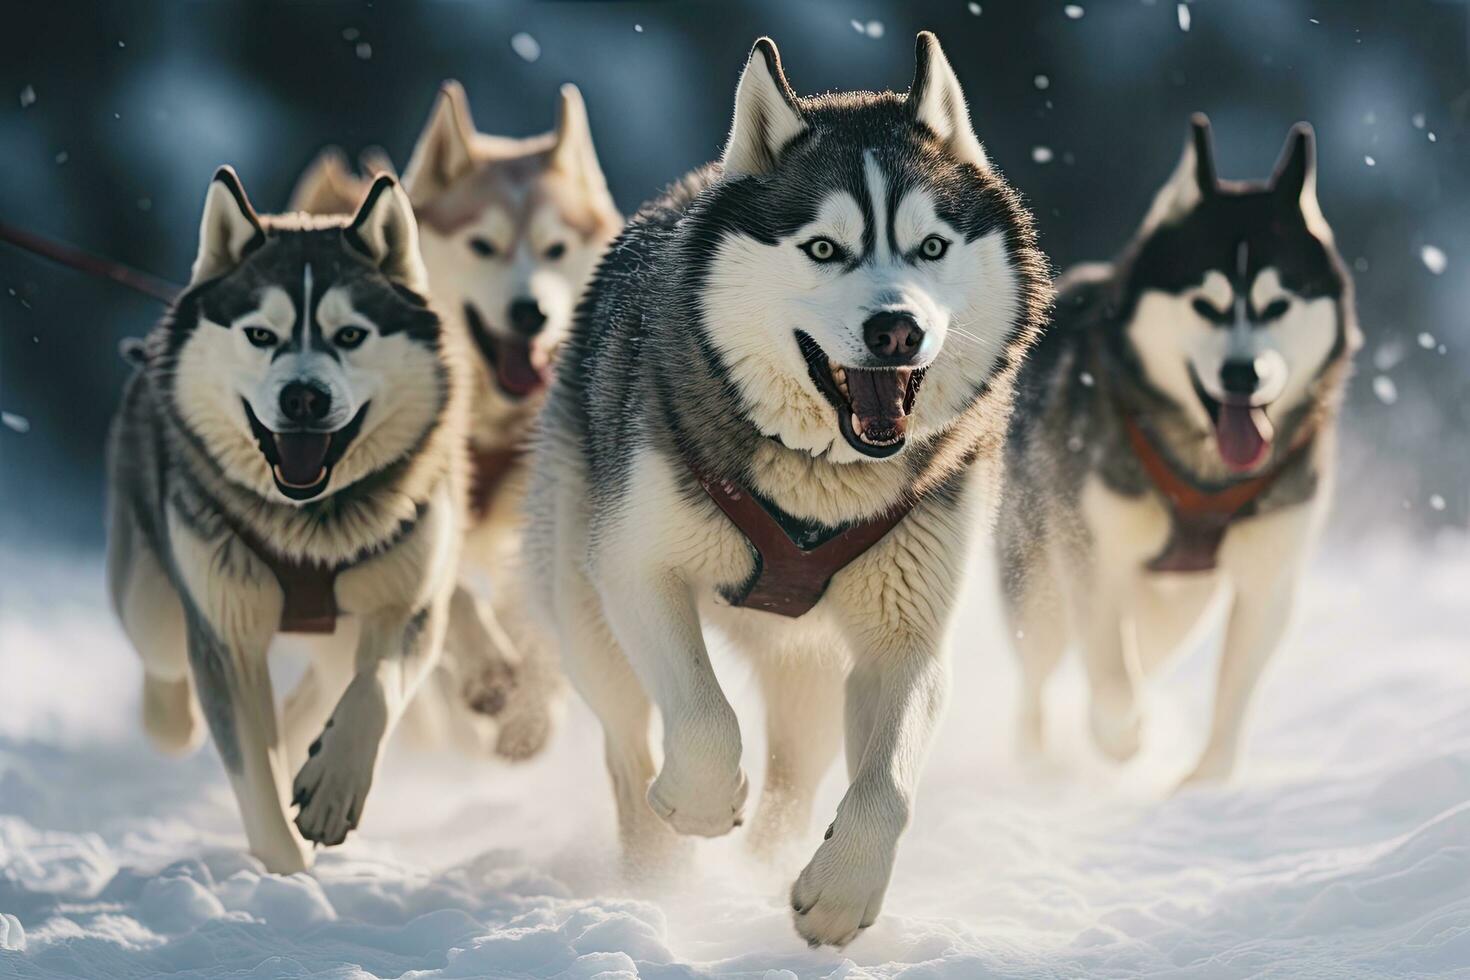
[1124,416,1313,573]
[688,464,914,618]
[228,520,343,635]
[469,445,524,521]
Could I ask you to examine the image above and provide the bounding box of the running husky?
[526,34,1048,946]
[290,83,622,757]
[999,115,1358,786]
[106,168,470,872]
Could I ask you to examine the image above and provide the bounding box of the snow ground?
[1,534,1468,979]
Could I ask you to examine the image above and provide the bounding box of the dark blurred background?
[1,0,1466,555]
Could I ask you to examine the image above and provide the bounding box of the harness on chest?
[1123,416,1312,573]
[230,521,345,635]
[687,462,914,618]
[468,445,524,521]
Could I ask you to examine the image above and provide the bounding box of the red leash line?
[0,220,181,305]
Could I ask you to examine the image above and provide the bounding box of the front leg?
[599,572,747,838]
[293,598,448,845]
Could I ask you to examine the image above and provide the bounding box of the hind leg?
[486,580,566,761]
[108,508,201,755]
[746,654,844,862]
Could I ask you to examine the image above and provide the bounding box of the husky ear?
[191,166,266,286]
[289,148,361,215]
[909,32,988,170]
[550,84,614,202]
[1139,113,1216,233]
[402,81,476,204]
[345,175,429,294]
[722,38,806,177]
[1270,122,1331,240]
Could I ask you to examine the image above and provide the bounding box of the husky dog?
[526,34,1048,946]
[106,168,470,872]
[289,83,622,757]
[999,116,1357,786]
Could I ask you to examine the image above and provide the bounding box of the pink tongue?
[494,336,545,398]
[273,433,331,487]
[1214,402,1273,472]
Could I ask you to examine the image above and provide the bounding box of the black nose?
[279,381,331,425]
[862,311,925,365]
[1220,359,1260,396]
[508,299,547,337]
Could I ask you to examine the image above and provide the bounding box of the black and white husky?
[526,34,1048,946]
[106,169,471,872]
[999,116,1358,787]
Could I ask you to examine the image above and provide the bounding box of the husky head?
[165,167,445,505]
[1121,114,1357,473]
[694,33,1045,463]
[402,82,621,409]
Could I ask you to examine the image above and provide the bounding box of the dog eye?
[1191,298,1228,323]
[469,238,497,258]
[1259,298,1290,321]
[333,326,367,349]
[544,242,566,260]
[244,327,278,348]
[800,237,845,264]
[918,235,950,261]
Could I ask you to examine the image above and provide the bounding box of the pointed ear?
[721,38,806,177]
[344,175,429,294]
[550,84,614,202]
[289,147,361,214]
[909,32,988,170]
[191,166,265,286]
[1138,113,1216,233]
[402,81,476,204]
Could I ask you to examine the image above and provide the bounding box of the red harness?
[1124,416,1313,573]
[468,445,524,521]
[228,520,344,635]
[688,463,914,618]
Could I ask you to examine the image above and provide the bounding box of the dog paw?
[462,659,518,718]
[646,760,748,838]
[790,824,894,948]
[493,703,554,761]
[291,720,376,847]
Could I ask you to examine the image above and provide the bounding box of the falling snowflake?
[19,85,35,108]
[1429,494,1446,512]
[54,151,68,165]
[0,411,28,434]
[355,42,372,60]
[1066,434,1085,453]
[510,32,541,62]
[1428,132,1437,143]
[634,24,643,32]
[1364,155,1376,167]
[1420,245,1446,275]
[1418,332,1437,349]
[1372,375,1398,405]
[1177,3,1191,31]
[1411,112,1426,130]
[1064,5,1085,19]
[342,27,360,41]
[968,2,982,14]
[1079,371,1095,387]
[850,19,884,38]
[1032,146,1054,164]
[1034,74,1050,90]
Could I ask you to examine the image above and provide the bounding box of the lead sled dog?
[107,169,470,872]
[290,82,622,757]
[999,116,1358,786]
[526,34,1048,946]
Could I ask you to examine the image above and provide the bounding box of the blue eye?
[245,327,278,348]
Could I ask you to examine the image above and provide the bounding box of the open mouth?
[796,330,926,459]
[1189,367,1273,473]
[464,304,547,400]
[243,400,370,501]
